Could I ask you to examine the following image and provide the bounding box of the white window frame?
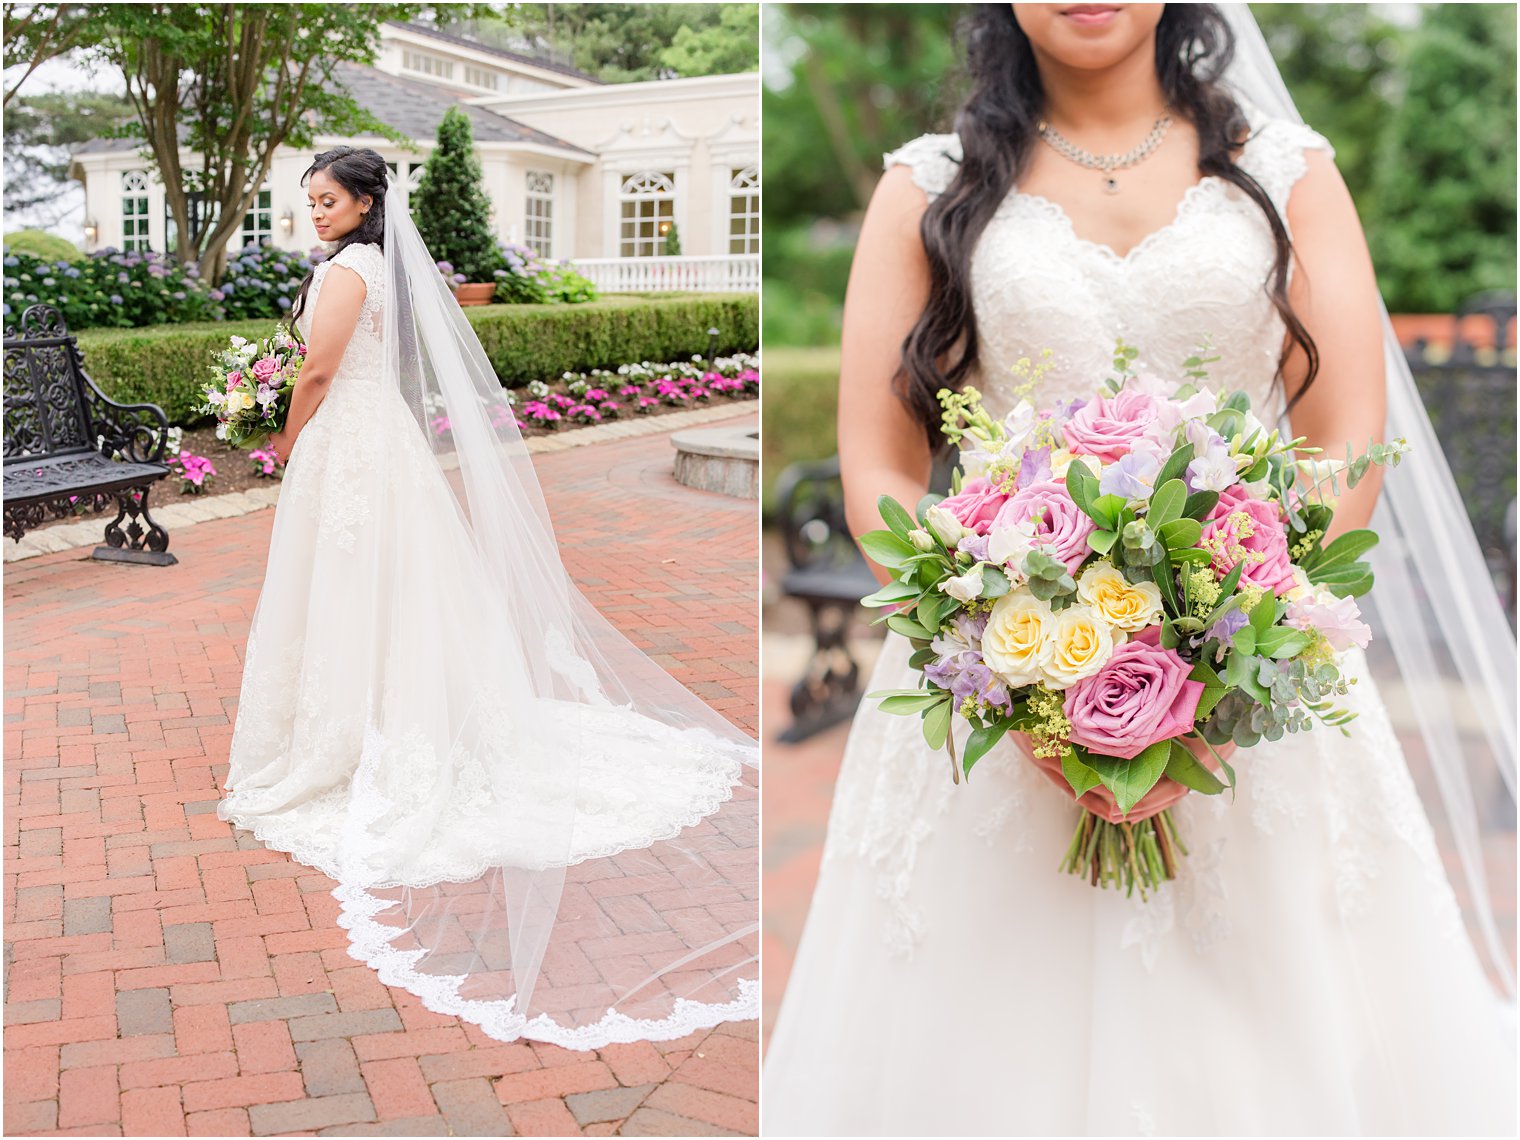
[619,170,675,259]
[403,48,455,80]
[728,165,759,256]
[121,169,151,253]
[464,64,500,91]
[525,170,554,258]
[240,182,273,248]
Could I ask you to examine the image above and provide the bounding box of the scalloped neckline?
[1010,175,1225,265]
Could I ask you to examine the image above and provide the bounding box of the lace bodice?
[883,97,1335,419]
[297,240,386,388]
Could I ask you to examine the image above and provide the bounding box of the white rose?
[939,564,985,604]
[925,505,967,547]
[1041,603,1120,690]
[981,591,1056,688]
[1076,562,1163,632]
[987,517,1039,570]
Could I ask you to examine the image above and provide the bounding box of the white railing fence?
[563,255,760,294]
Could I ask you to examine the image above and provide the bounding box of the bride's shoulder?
[882,131,963,200]
[1232,96,1337,211]
[325,241,384,288]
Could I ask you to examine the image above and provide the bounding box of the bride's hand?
[267,430,292,464]
[1014,731,1237,824]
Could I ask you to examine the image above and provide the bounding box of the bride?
[763,4,1515,1134]
[217,146,758,1050]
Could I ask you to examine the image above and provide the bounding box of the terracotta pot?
[453,283,497,307]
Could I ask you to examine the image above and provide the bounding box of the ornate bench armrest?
[81,369,172,465]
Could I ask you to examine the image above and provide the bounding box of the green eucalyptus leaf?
[1147,479,1187,529]
[878,692,949,714]
[886,612,935,641]
[1087,529,1120,555]
[861,581,920,608]
[1088,741,1172,816]
[1249,591,1278,636]
[1256,627,1311,658]
[859,530,917,569]
[1155,443,1194,490]
[1157,518,1203,550]
[922,698,952,751]
[1061,749,1104,798]
[877,495,917,539]
[1164,739,1226,794]
[963,720,1013,776]
[1182,490,1220,520]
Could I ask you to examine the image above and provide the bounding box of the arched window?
[121,170,150,252]
[619,170,675,258]
[729,165,759,256]
[240,181,273,248]
[525,171,554,258]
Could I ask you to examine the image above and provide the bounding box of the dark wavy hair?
[898,3,1319,449]
[289,146,389,325]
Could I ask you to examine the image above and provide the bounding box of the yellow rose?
[226,389,254,414]
[981,590,1055,687]
[1076,562,1163,633]
[1049,448,1077,478]
[1041,603,1120,690]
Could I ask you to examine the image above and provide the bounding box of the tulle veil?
[1218,4,1516,998]
[324,171,760,1049]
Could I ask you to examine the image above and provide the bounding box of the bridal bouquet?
[863,343,1407,898]
[197,326,305,448]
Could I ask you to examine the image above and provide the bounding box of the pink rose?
[990,479,1096,573]
[1063,635,1205,760]
[250,355,280,381]
[1201,485,1296,595]
[938,476,1010,536]
[1062,389,1164,464]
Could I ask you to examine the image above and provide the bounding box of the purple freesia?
[1016,445,1053,491]
[1206,608,1250,648]
[1099,448,1161,499]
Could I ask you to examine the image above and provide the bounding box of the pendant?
[1103,175,1119,194]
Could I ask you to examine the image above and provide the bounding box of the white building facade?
[67,22,759,291]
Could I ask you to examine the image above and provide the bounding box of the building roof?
[71,63,594,161]
[328,63,593,153]
[386,21,602,85]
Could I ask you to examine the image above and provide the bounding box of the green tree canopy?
[3,89,134,217]
[57,3,428,282]
[448,4,758,83]
[1365,2,1517,311]
[411,105,503,282]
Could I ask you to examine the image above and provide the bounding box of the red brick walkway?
[3,418,759,1137]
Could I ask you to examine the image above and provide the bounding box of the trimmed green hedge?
[762,345,840,518]
[74,293,758,425]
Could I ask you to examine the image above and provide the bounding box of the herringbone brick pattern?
[3,417,759,1137]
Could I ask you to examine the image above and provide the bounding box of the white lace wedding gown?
[218,240,758,1047]
[763,102,1516,1135]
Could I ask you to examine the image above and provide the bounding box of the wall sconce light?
[83,218,99,244]
[279,209,294,235]
[658,221,671,235]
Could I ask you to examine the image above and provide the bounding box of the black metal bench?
[1405,290,1516,627]
[4,304,177,565]
[773,455,882,742]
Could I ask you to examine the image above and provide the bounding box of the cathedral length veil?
[324,171,759,1049]
[1219,5,1516,998]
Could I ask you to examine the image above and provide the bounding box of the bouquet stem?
[1059,808,1188,899]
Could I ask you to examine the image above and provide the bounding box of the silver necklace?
[1036,114,1173,194]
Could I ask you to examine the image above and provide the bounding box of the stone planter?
[453,283,496,307]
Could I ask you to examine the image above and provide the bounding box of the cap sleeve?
[882,132,963,200]
[326,241,384,294]
[1235,99,1337,227]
